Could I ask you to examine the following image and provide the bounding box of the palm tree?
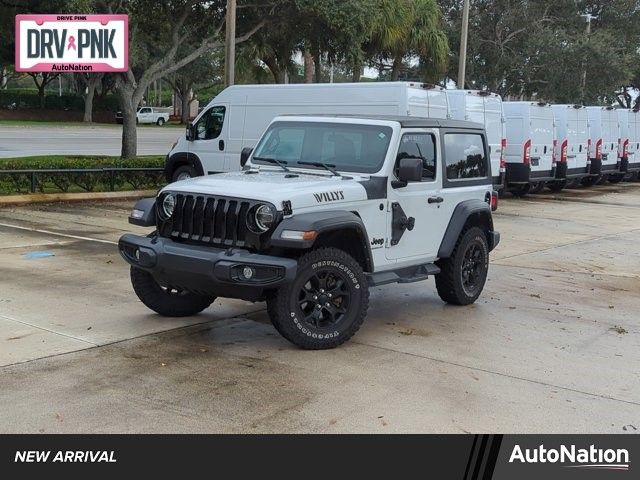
[369,0,449,81]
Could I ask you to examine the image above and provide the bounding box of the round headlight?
[253,204,275,232]
[162,193,176,218]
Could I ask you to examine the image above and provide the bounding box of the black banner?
[0,434,636,478]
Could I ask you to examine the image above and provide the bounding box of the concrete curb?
[0,190,157,206]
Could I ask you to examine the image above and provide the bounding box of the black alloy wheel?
[461,241,485,297]
[297,270,351,329]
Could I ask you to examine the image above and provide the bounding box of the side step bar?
[367,263,440,287]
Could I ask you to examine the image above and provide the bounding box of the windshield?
[252,121,393,174]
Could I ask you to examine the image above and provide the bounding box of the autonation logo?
[509,444,630,471]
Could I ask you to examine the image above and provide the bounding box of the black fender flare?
[437,200,494,258]
[164,152,204,182]
[270,210,373,271]
[128,197,156,227]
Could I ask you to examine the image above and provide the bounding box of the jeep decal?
[370,237,384,247]
[313,191,345,203]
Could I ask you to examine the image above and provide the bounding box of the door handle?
[219,139,225,151]
[428,196,444,204]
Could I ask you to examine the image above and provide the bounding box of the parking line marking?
[0,313,98,347]
[0,222,117,245]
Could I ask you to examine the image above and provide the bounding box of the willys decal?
[313,191,345,203]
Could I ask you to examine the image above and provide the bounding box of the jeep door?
[187,105,228,174]
[385,129,449,262]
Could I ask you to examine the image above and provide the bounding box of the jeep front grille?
[164,194,252,247]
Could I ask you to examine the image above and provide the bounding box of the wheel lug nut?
[313,295,318,300]
[328,293,332,298]
[325,302,330,307]
[320,289,324,293]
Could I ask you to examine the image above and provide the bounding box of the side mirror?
[186,122,195,141]
[396,157,423,185]
[240,147,253,167]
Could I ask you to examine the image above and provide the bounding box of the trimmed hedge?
[0,156,166,195]
[0,90,121,111]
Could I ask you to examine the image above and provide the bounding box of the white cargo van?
[446,89,505,189]
[502,101,555,195]
[585,106,621,184]
[626,109,640,177]
[550,104,590,190]
[616,108,630,182]
[164,82,450,182]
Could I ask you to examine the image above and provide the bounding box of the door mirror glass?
[397,158,423,183]
[240,147,253,167]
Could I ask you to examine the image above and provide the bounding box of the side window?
[195,106,226,140]
[444,133,488,180]
[140,107,151,114]
[396,133,436,180]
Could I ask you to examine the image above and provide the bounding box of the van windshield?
[251,121,393,174]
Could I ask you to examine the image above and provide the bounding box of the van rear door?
[529,106,554,174]
[483,95,503,181]
[566,109,588,173]
[628,111,640,160]
[602,110,618,167]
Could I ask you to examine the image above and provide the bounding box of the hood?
[162,170,372,210]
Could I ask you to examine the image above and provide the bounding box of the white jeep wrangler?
[119,115,500,349]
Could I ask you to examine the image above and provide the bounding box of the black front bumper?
[119,234,298,301]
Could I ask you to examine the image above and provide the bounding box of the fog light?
[130,209,144,219]
[242,266,255,279]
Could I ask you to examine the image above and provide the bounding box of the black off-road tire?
[171,164,198,182]
[266,247,369,350]
[529,182,545,194]
[130,267,215,317]
[435,227,489,306]
[547,180,567,192]
[581,175,601,187]
[608,173,625,184]
[510,184,530,197]
[565,177,587,189]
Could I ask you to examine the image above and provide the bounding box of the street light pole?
[580,13,596,103]
[457,0,470,89]
[224,0,237,87]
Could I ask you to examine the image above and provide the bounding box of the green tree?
[102,0,265,158]
[442,0,640,103]
[167,52,220,124]
[368,0,449,81]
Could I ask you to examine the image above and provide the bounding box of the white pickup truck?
[116,107,170,125]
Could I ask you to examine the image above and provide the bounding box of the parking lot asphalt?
[0,125,181,158]
[0,184,639,433]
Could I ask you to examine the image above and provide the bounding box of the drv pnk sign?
[15,14,128,72]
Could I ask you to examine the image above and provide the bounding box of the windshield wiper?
[252,156,290,172]
[297,161,341,177]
